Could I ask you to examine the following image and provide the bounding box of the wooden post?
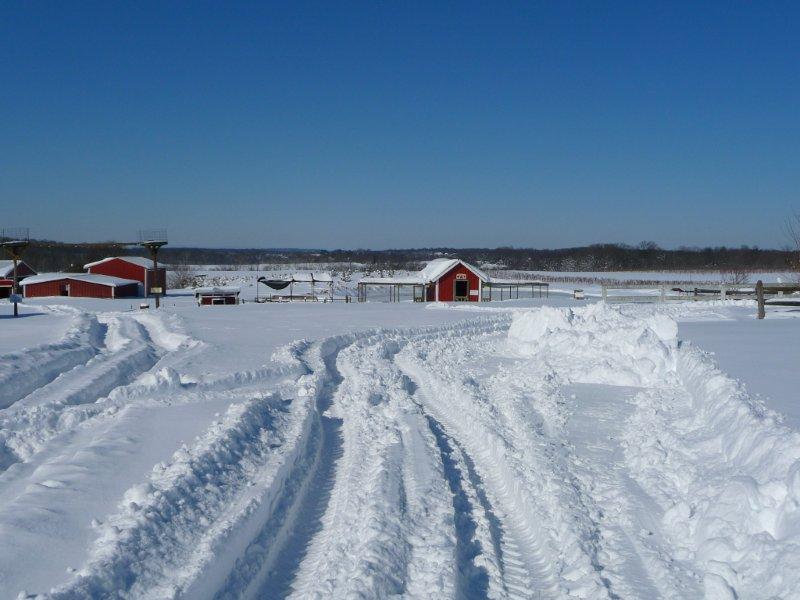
[12,257,19,317]
[720,284,726,301]
[756,280,765,320]
[660,285,666,303]
[602,285,608,301]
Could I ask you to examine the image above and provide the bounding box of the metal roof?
[84,256,156,269]
[21,273,140,287]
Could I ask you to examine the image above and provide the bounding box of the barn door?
[454,279,469,301]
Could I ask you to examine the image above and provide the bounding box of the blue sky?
[1,1,798,249]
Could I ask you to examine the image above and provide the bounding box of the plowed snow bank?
[508,303,677,386]
[509,304,800,599]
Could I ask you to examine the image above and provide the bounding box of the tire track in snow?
[47,391,297,600]
[32,316,510,598]
[0,315,160,471]
[286,336,455,599]
[213,338,347,599]
[421,411,498,599]
[396,331,609,599]
[0,312,105,410]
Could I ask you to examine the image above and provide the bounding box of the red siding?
[68,280,114,298]
[88,258,165,296]
[199,294,238,305]
[23,278,138,299]
[24,279,70,298]
[435,264,483,302]
[88,258,145,283]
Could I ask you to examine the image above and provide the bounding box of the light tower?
[138,229,168,308]
[1,228,30,318]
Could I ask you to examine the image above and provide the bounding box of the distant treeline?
[16,240,797,273]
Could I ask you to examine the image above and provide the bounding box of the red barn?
[84,256,166,296]
[0,260,37,298]
[22,274,140,299]
[421,259,487,301]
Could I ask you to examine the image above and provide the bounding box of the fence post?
[602,285,607,301]
[756,280,765,319]
[660,285,666,302]
[720,284,726,301]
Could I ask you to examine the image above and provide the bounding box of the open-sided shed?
[256,272,334,302]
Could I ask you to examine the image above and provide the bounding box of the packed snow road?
[1,302,799,599]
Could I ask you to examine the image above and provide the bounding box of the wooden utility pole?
[1,228,30,318]
[139,230,167,309]
[756,280,765,319]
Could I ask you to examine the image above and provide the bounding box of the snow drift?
[508,302,678,387]
[509,304,800,599]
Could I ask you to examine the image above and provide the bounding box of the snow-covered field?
[1,289,799,599]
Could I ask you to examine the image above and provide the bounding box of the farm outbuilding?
[84,256,166,297]
[22,273,141,299]
[358,258,548,302]
[0,260,37,298]
[195,286,241,305]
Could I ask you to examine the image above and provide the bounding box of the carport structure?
[257,272,334,302]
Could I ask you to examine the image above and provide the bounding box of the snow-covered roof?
[359,259,548,287]
[194,286,241,295]
[361,259,491,286]
[0,260,34,278]
[291,272,333,283]
[21,273,141,287]
[359,275,429,285]
[417,259,479,283]
[0,260,15,277]
[84,256,155,270]
[486,277,548,286]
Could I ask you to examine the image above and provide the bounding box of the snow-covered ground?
[1,289,798,599]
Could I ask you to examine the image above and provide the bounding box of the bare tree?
[787,212,800,281]
[168,262,198,290]
[720,268,750,286]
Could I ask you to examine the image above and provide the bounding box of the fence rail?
[601,281,800,319]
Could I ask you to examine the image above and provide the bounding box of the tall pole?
[12,256,18,317]
[152,252,160,308]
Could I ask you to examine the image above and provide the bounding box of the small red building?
[84,256,166,296]
[22,273,140,299]
[421,259,486,302]
[195,286,240,306]
[0,260,37,298]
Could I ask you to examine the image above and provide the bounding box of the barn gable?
[84,256,166,296]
